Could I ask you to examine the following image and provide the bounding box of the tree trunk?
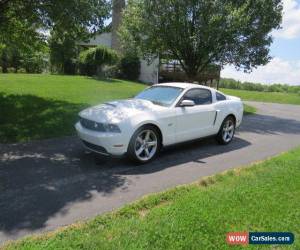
[185,67,198,83]
[112,0,125,52]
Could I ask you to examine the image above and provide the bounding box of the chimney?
[111,0,125,52]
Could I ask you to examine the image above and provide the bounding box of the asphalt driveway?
[1,101,300,244]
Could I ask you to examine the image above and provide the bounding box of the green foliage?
[0,40,48,73]
[22,52,48,73]
[0,47,9,73]
[121,0,282,80]
[0,0,111,51]
[220,78,300,94]
[1,1,111,76]
[4,147,300,249]
[101,65,120,78]
[7,67,16,73]
[49,31,78,74]
[17,68,27,73]
[0,66,2,73]
[119,53,141,80]
[79,46,119,76]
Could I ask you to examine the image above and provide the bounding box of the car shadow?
[112,136,251,176]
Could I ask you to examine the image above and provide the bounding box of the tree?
[0,0,111,50]
[49,31,79,74]
[120,0,283,80]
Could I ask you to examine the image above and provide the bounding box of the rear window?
[216,92,227,101]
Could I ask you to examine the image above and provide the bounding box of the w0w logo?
[226,232,249,245]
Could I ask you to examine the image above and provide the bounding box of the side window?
[216,92,227,101]
[183,88,212,105]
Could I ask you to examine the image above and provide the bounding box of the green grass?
[243,104,256,115]
[4,147,300,250]
[0,74,255,143]
[0,74,258,143]
[0,74,144,143]
[221,88,300,105]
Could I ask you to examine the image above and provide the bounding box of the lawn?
[0,74,144,143]
[221,88,300,105]
[4,147,300,250]
[0,74,259,143]
[243,104,256,115]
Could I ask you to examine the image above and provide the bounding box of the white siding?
[139,58,159,84]
[78,33,112,48]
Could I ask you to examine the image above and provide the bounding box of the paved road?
[1,102,300,244]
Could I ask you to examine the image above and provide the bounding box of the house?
[78,32,160,84]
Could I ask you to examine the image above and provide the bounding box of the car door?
[175,88,216,143]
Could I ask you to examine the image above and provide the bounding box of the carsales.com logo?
[226,232,294,245]
[226,232,249,245]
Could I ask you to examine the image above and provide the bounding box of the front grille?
[80,117,105,132]
[82,140,108,155]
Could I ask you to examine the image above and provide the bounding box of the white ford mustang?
[75,82,243,163]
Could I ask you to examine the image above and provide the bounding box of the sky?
[222,0,300,85]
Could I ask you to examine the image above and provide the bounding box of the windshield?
[135,86,183,106]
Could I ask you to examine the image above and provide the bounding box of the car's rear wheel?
[128,125,161,164]
[216,116,236,145]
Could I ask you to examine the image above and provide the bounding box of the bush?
[17,68,26,73]
[7,67,16,73]
[79,49,97,76]
[79,45,119,76]
[101,65,119,78]
[23,52,48,73]
[0,66,2,73]
[119,54,141,80]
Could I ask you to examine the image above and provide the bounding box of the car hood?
[79,99,161,123]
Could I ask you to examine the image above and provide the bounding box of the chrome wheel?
[134,130,158,161]
[222,119,235,143]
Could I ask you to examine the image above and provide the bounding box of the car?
[75,82,243,163]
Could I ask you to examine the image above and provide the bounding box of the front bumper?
[75,122,128,156]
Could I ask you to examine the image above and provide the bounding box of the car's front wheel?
[216,116,236,145]
[128,125,161,164]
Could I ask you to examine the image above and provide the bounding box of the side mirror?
[180,100,195,107]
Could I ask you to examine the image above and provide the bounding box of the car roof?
[154,82,216,91]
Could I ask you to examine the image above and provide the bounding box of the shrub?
[0,66,2,73]
[79,49,97,76]
[17,68,26,73]
[23,52,48,73]
[7,67,16,73]
[119,54,141,80]
[101,65,119,78]
[79,45,119,76]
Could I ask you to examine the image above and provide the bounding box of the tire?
[127,125,161,164]
[216,116,236,145]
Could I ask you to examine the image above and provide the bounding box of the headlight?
[79,117,121,133]
[103,123,121,133]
